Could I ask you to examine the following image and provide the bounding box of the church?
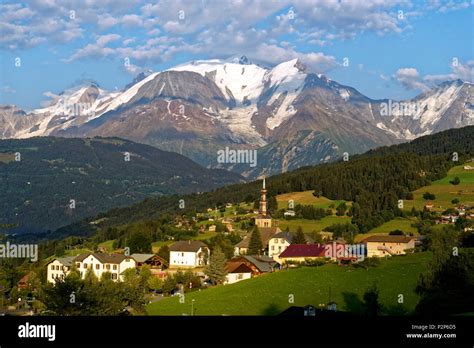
[234,177,281,255]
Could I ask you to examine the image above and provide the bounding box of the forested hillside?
[36,125,473,241]
[0,137,243,233]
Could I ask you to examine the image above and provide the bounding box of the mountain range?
[1,57,473,179]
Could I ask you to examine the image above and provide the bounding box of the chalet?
[363,235,415,257]
[424,201,434,210]
[169,240,209,268]
[436,215,459,224]
[46,253,136,283]
[278,244,326,264]
[131,253,168,275]
[225,262,253,284]
[17,274,31,290]
[229,255,279,276]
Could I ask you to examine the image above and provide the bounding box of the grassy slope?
[276,190,350,210]
[403,165,474,211]
[147,252,431,316]
[354,218,419,242]
[278,216,351,233]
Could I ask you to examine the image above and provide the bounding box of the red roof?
[279,244,326,258]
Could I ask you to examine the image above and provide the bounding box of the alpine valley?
[1,57,473,179]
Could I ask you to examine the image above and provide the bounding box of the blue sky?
[0,0,473,110]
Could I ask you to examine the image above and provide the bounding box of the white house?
[169,241,209,268]
[225,262,252,284]
[268,232,292,262]
[74,253,136,281]
[364,235,415,257]
[46,256,75,283]
[47,253,136,283]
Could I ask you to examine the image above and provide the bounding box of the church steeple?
[259,176,268,217]
[255,176,276,229]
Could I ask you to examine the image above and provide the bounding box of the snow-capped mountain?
[1,57,473,178]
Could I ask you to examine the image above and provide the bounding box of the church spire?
[263,176,266,190]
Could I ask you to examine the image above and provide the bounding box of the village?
[44,178,425,292]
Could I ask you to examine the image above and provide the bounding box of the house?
[234,227,280,255]
[73,253,136,281]
[363,235,415,257]
[278,244,326,264]
[208,225,217,232]
[268,232,292,262]
[225,223,234,232]
[17,274,31,290]
[284,210,295,217]
[424,201,434,210]
[131,253,168,274]
[268,232,317,262]
[225,262,253,284]
[229,255,279,276]
[46,256,76,283]
[46,253,136,283]
[169,240,209,268]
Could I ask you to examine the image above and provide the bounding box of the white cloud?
[394,67,430,91]
[394,60,474,91]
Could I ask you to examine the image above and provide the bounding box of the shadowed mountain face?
[0,136,244,233]
[1,59,473,179]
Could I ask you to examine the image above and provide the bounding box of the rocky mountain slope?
[1,57,472,179]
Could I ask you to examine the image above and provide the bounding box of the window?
[106,264,110,270]
[95,264,100,270]
[76,263,80,268]
[56,265,60,270]
[51,265,55,270]
[112,273,117,280]
[271,246,274,250]
[113,265,117,270]
[83,263,88,269]
[237,273,243,279]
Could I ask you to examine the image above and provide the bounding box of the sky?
[0,0,473,110]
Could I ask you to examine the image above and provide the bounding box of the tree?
[450,176,460,185]
[336,202,347,216]
[157,245,170,266]
[423,192,436,200]
[247,226,263,255]
[389,230,404,235]
[451,198,460,204]
[292,227,307,244]
[204,247,228,285]
[363,284,380,316]
[127,231,152,253]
